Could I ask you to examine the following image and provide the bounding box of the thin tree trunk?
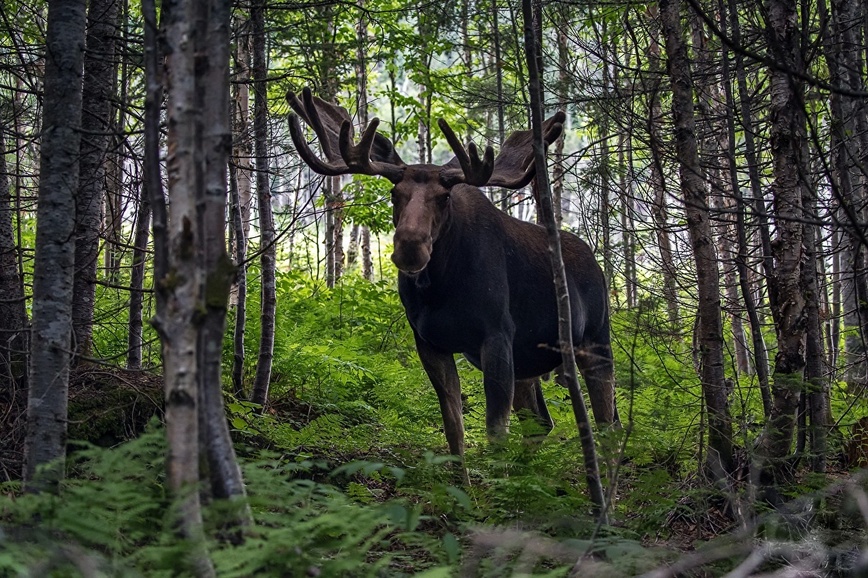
[622,134,638,309]
[522,0,607,522]
[23,0,86,492]
[646,5,679,329]
[157,0,216,569]
[229,163,247,399]
[361,226,373,280]
[346,223,360,271]
[355,1,374,281]
[552,3,568,227]
[103,0,127,284]
[826,0,868,393]
[726,0,771,415]
[492,0,508,212]
[72,0,118,360]
[730,0,776,321]
[232,15,253,258]
[127,168,151,370]
[720,0,770,410]
[752,0,808,504]
[325,179,336,287]
[0,123,27,387]
[333,176,345,284]
[802,187,826,473]
[659,0,733,477]
[229,13,251,398]
[250,0,275,408]
[128,3,158,371]
[196,0,250,517]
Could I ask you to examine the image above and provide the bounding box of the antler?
[438,119,495,186]
[438,111,566,190]
[287,87,405,183]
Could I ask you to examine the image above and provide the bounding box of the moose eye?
[437,192,451,206]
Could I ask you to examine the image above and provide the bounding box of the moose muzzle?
[391,229,432,274]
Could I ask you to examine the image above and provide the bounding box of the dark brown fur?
[393,180,617,459]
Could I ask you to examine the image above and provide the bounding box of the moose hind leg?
[576,344,619,425]
[414,332,466,460]
[513,378,554,436]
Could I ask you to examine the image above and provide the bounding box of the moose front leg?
[413,332,467,471]
[480,333,515,441]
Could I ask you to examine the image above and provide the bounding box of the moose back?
[287,88,617,465]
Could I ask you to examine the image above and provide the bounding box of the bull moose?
[287,88,617,469]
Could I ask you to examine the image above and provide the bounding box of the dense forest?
[1,0,868,573]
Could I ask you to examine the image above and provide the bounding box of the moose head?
[286,88,565,275]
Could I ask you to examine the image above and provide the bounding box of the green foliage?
[343,175,395,234]
[0,428,449,577]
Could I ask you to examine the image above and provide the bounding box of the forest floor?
[4,366,867,576]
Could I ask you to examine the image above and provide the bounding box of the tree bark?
[552,2,568,227]
[522,0,607,523]
[229,12,251,399]
[127,172,152,370]
[71,0,118,360]
[23,0,86,492]
[158,0,216,569]
[659,0,733,477]
[826,0,868,393]
[355,1,374,281]
[229,163,247,399]
[645,5,679,329]
[128,1,157,371]
[720,0,771,408]
[726,0,772,416]
[0,122,27,388]
[752,0,808,503]
[250,0,275,408]
[196,0,250,518]
[232,15,253,262]
[103,0,127,284]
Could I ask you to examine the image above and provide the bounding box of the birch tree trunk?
[659,0,733,477]
[229,14,251,397]
[196,0,250,516]
[157,0,216,570]
[827,0,868,393]
[250,0,276,407]
[129,0,160,372]
[23,0,86,492]
[230,164,247,399]
[232,16,253,256]
[355,0,374,280]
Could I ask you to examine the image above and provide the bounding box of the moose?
[287,88,617,468]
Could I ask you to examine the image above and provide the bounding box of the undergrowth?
[7,271,867,575]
